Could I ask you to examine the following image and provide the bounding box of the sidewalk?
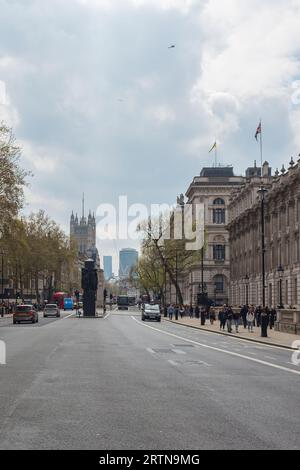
[164,317,299,350]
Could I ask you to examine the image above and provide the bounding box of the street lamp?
[257,186,268,307]
[277,265,284,309]
[244,274,249,305]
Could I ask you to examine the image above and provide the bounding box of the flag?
[255,121,261,141]
[209,141,217,153]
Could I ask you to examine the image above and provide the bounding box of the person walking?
[195,305,200,319]
[167,304,174,320]
[240,305,248,329]
[179,305,185,319]
[255,305,262,327]
[174,305,179,321]
[233,309,241,333]
[218,306,227,330]
[189,305,194,318]
[269,308,277,330]
[261,307,269,337]
[209,309,216,325]
[246,306,255,332]
[226,306,233,333]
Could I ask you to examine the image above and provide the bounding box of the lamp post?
[245,274,249,305]
[277,265,284,309]
[257,186,268,307]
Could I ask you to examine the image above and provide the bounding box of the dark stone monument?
[81,259,98,317]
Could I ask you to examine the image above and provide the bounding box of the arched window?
[213,198,225,205]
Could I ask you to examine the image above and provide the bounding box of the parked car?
[13,305,39,324]
[43,303,60,318]
[142,304,161,322]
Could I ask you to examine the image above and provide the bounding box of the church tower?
[70,194,96,257]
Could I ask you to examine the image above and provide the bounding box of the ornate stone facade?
[228,159,300,333]
[182,167,244,305]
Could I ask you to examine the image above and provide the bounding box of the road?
[0,307,299,450]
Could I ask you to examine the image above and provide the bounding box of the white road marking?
[62,312,75,319]
[171,348,186,355]
[168,360,179,367]
[146,348,156,354]
[264,356,276,361]
[103,312,111,320]
[131,316,300,377]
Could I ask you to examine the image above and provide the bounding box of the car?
[13,305,39,324]
[142,304,161,322]
[43,304,60,318]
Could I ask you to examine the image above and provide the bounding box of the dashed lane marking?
[131,316,300,377]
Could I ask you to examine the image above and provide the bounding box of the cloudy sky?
[1,0,300,272]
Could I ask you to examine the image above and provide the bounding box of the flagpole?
[215,143,217,167]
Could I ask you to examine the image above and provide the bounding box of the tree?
[137,209,202,306]
[0,124,30,235]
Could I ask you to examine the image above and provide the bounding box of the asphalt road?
[0,307,299,450]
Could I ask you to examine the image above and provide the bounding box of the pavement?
[163,317,299,350]
[0,307,299,450]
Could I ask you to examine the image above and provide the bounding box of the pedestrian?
[255,305,262,327]
[269,308,277,330]
[179,305,185,319]
[218,305,227,330]
[167,304,174,320]
[261,307,269,337]
[174,305,179,321]
[195,305,200,319]
[226,306,233,333]
[209,309,216,325]
[233,309,241,333]
[189,304,194,318]
[246,306,255,332]
[240,304,248,329]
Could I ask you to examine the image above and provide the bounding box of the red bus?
[52,292,68,309]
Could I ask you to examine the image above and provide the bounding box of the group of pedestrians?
[218,304,277,337]
[165,301,277,338]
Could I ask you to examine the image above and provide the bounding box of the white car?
[43,304,60,318]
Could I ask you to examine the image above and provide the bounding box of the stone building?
[228,159,300,334]
[181,166,244,306]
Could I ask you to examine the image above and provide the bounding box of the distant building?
[119,248,138,279]
[103,256,113,280]
[180,166,244,306]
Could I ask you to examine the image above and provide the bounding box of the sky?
[1,0,300,272]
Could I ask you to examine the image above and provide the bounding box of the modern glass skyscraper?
[119,248,138,279]
[103,256,113,280]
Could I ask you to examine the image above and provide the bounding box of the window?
[214,275,225,292]
[213,198,225,205]
[213,245,225,261]
[213,209,225,224]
